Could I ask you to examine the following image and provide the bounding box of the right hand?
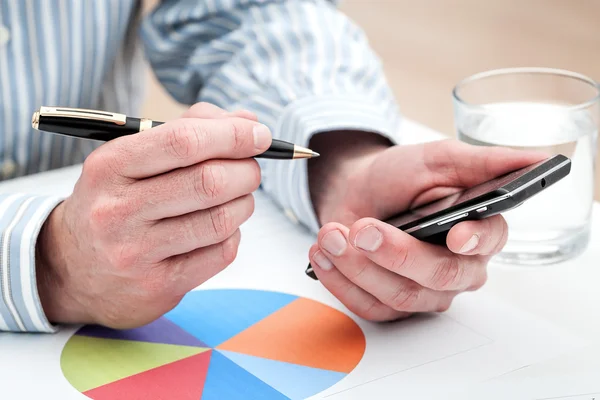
[36,103,271,328]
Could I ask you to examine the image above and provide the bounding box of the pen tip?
[311,151,320,158]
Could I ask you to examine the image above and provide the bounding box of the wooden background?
[140,0,600,198]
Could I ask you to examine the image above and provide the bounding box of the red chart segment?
[83,351,211,400]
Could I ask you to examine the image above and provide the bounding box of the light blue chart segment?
[219,350,347,400]
[202,351,289,400]
[163,289,298,347]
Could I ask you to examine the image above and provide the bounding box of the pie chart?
[61,289,366,399]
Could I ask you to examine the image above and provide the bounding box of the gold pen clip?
[35,106,127,127]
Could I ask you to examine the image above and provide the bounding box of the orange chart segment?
[217,297,366,373]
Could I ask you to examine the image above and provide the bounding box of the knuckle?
[209,204,234,240]
[248,159,262,190]
[492,219,509,254]
[430,257,462,291]
[387,285,421,311]
[244,193,256,217]
[355,297,395,322]
[220,231,241,265]
[164,124,202,160]
[346,262,370,282]
[389,244,413,274]
[468,269,488,291]
[82,150,115,183]
[340,284,387,321]
[82,150,102,175]
[229,120,249,152]
[437,298,454,312]
[195,162,226,202]
[191,102,212,114]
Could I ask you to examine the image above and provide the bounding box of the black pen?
[31,106,319,160]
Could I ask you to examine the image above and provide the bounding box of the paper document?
[184,191,587,399]
[0,189,587,399]
[449,342,600,400]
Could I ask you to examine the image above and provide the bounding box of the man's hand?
[308,133,545,321]
[36,103,271,328]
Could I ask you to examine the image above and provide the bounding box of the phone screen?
[385,159,546,228]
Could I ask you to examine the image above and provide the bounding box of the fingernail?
[312,251,333,271]
[253,124,271,150]
[460,234,479,253]
[354,225,383,251]
[321,230,347,256]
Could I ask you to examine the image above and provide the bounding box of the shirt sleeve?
[0,193,61,332]
[140,0,402,233]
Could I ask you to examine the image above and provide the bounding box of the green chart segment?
[61,289,367,400]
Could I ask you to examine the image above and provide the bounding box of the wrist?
[36,202,89,325]
[308,130,391,225]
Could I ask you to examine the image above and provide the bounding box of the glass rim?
[452,67,600,111]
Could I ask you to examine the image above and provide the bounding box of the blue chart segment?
[163,289,298,347]
[61,289,366,400]
[202,351,288,400]
[220,350,347,400]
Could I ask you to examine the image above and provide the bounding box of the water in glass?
[458,101,596,264]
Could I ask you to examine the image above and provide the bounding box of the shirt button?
[0,25,10,47]
[1,159,17,178]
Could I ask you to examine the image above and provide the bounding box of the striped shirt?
[0,0,401,333]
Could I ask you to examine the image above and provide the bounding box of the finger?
[421,139,549,187]
[134,159,261,220]
[105,117,272,179]
[163,229,242,295]
[368,140,548,214]
[308,244,409,322]
[148,194,254,260]
[182,102,258,121]
[181,102,230,118]
[315,223,456,312]
[229,109,258,121]
[348,218,487,291]
[446,215,509,256]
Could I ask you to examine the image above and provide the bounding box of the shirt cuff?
[0,193,62,333]
[269,95,402,233]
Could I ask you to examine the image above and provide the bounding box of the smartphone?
[305,154,571,280]
[384,154,571,245]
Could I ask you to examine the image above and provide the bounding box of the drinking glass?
[452,67,599,265]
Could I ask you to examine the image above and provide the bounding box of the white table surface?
[0,118,598,397]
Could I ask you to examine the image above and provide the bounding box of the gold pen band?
[139,118,153,131]
[31,111,40,130]
[37,106,127,125]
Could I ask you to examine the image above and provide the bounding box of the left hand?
[307,133,545,322]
